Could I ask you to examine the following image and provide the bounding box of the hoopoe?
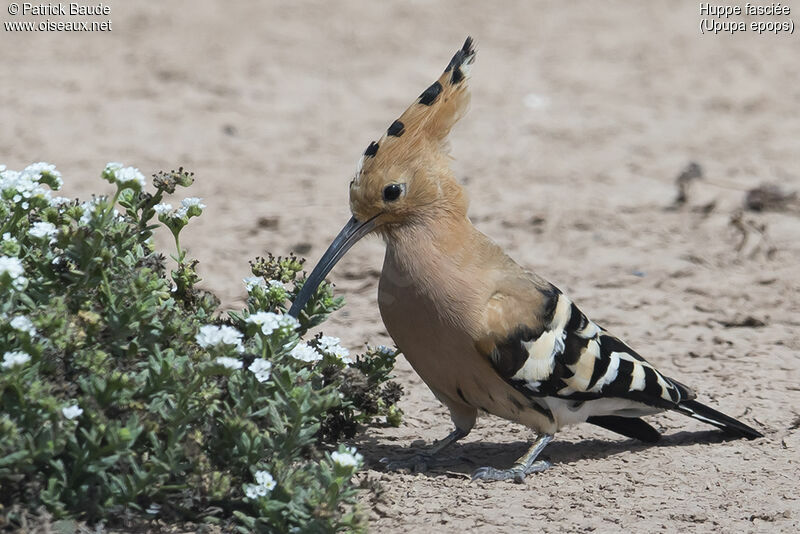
[288,37,763,482]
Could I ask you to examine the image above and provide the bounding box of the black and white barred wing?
[480,284,762,440]
[484,287,695,409]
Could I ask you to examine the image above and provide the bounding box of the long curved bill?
[288,216,377,318]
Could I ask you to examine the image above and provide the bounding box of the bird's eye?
[382,184,404,202]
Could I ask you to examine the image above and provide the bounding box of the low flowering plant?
[0,162,403,533]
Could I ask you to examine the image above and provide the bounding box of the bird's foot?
[471,460,551,484]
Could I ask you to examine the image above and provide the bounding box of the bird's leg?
[471,433,553,483]
[381,427,469,472]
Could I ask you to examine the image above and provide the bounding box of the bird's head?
[288,37,477,318]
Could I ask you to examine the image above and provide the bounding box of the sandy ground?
[3,1,800,532]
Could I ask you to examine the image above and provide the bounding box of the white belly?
[542,397,663,428]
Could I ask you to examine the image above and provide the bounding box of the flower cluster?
[10,315,37,337]
[245,311,299,337]
[61,404,83,420]
[0,162,63,210]
[376,345,396,356]
[2,350,31,369]
[243,276,289,310]
[289,342,322,363]
[196,324,244,353]
[248,358,272,382]
[1,233,20,256]
[244,470,277,500]
[0,255,27,290]
[330,446,363,469]
[154,197,206,223]
[243,276,265,291]
[215,356,243,370]
[77,197,103,225]
[28,221,58,243]
[102,162,146,191]
[153,198,206,246]
[317,335,352,363]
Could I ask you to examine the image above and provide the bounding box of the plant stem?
[0,210,23,235]
[173,231,184,264]
[105,188,122,220]
[101,269,117,312]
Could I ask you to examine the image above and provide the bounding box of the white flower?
[318,336,352,363]
[248,358,272,382]
[0,165,54,206]
[279,314,299,330]
[10,316,36,337]
[0,256,27,290]
[268,280,284,290]
[246,311,280,335]
[145,503,161,515]
[117,167,146,187]
[62,404,83,419]
[22,162,63,188]
[2,350,31,368]
[1,233,19,255]
[78,198,103,225]
[181,197,206,209]
[50,196,70,206]
[28,221,57,241]
[196,325,244,353]
[244,484,261,499]
[215,356,243,370]
[318,336,342,351]
[330,345,352,363]
[0,256,24,276]
[290,342,322,363]
[154,202,189,220]
[376,345,396,356]
[330,447,363,468]
[153,203,173,215]
[243,276,266,291]
[244,470,276,500]
[104,162,146,189]
[246,312,299,337]
[254,470,276,491]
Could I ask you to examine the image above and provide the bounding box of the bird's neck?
[383,213,476,271]
[381,214,491,329]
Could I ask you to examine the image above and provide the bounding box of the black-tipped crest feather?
[446,37,476,84]
[360,36,478,177]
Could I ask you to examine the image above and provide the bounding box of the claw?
[471,460,551,483]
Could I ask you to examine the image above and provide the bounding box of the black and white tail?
[674,399,763,439]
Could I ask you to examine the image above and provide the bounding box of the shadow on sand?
[354,429,745,478]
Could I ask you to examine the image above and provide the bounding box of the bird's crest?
[355,37,476,179]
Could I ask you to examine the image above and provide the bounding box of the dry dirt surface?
[3,1,800,532]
